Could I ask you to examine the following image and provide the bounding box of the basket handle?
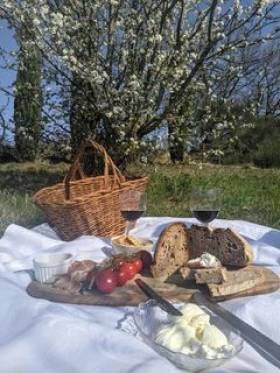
[64,140,125,200]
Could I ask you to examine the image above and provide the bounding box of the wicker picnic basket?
[33,140,149,240]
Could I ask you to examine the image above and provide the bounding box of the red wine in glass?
[119,190,147,236]
[190,188,220,226]
[121,210,145,222]
[192,210,219,224]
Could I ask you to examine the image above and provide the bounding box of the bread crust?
[226,228,253,264]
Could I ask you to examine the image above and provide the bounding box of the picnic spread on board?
[0,141,280,373]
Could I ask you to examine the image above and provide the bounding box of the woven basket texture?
[33,141,148,240]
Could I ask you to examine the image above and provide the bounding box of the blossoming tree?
[1,0,279,164]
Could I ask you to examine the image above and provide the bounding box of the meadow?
[1,161,280,236]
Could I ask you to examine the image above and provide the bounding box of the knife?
[135,279,280,369]
[193,292,280,370]
[135,278,183,316]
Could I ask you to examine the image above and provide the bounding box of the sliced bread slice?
[180,266,227,284]
[194,267,228,284]
[151,223,190,282]
[207,267,263,297]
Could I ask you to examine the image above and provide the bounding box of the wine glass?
[119,190,147,237]
[189,188,220,227]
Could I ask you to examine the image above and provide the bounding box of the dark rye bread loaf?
[151,224,253,282]
[189,225,253,267]
[151,223,190,282]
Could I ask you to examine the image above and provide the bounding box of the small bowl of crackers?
[111,234,154,255]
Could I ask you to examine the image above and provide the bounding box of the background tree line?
[0,1,280,167]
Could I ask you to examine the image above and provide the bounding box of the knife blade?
[135,279,280,369]
[135,278,183,316]
[193,292,280,370]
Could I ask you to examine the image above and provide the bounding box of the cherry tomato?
[116,269,129,286]
[113,256,126,269]
[119,262,137,280]
[131,257,143,273]
[137,250,153,271]
[95,268,117,294]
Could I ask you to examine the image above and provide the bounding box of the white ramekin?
[33,253,73,284]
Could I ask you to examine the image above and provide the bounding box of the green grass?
[133,163,280,229]
[0,161,68,235]
[1,161,280,237]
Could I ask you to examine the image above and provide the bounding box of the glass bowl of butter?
[134,300,243,372]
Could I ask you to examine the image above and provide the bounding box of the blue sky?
[0,19,17,125]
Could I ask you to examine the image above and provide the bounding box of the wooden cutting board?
[27,266,279,306]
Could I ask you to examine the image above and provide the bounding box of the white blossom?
[0,0,278,156]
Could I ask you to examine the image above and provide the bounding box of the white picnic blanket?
[0,217,280,373]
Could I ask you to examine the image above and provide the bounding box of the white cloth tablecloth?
[0,217,280,373]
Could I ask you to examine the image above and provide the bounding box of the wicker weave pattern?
[33,141,148,240]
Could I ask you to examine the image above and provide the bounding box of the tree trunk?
[69,74,124,167]
[168,120,184,163]
[69,75,124,173]
[69,75,97,154]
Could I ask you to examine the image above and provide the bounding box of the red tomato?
[116,269,129,286]
[95,268,117,294]
[138,251,153,270]
[131,257,143,273]
[113,256,126,269]
[119,262,137,280]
